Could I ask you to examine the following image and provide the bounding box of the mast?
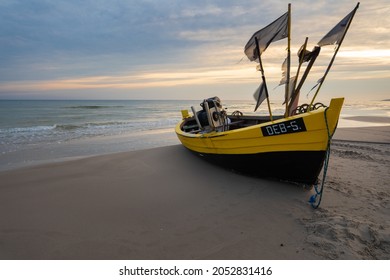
[309,2,360,109]
[288,37,308,116]
[288,44,321,114]
[255,37,273,121]
[284,3,291,117]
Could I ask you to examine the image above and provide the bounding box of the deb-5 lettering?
[261,118,307,137]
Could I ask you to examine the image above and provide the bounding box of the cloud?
[0,65,258,93]
[0,0,389,101]
[178,5,223,18]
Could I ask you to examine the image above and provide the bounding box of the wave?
[53,121,135,131]
[64,105,125,109]
[0,118,180,139]
[0,125,55,133]
[0,122,133,133]
[54,124,82,130]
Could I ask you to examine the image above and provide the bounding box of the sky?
[0,0,389,102]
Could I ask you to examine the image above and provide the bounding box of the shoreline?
[338,115,390,129]
[342,116,390,123]
[333,125,390,144]
[1,115,389,172]
[0,125,389,259]
[0,128,179,172]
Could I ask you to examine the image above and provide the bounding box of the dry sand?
[0,125,389,260]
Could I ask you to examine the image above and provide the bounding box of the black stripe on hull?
[190,150,326,185]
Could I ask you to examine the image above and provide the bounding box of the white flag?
[253,83,267,112]
[244,12,288,61]
[318,9,355,46]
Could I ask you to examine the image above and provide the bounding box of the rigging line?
[310,107,337,209]
[236,57,245,64]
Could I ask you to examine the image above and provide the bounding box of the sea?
[0,99,389,171]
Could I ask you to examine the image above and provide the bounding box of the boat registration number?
[261,118,307,137]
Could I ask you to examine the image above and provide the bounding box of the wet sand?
[0,125,389,259]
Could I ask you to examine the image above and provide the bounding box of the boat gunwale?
[175,106,327,139]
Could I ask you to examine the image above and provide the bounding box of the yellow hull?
[176,98,344,155]
[175,98,344,184]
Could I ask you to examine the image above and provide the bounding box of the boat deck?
[181,115,285,133]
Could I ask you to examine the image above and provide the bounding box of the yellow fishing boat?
[176,97,343,185]
[175,3,359,207]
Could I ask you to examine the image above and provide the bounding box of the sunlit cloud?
[338,49,390,59]
[0,66,260,92]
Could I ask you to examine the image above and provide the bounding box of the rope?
[309,107,335,209]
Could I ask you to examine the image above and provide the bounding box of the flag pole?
[284,3,291,117]
[289,45,321,115]
[288,37,308,115]
[291,46,321,104]
[255,37,273,121]
[309,2,360,110]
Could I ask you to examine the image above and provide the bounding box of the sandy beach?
[0,124,389,260]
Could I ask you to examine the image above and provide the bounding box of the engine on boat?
[195,96,228,132]
[181,96,285,133]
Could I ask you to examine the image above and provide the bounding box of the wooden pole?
[284,3,291,117]
[292,46,321,97]
[287,37,308,115]
[255,37,273,121]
